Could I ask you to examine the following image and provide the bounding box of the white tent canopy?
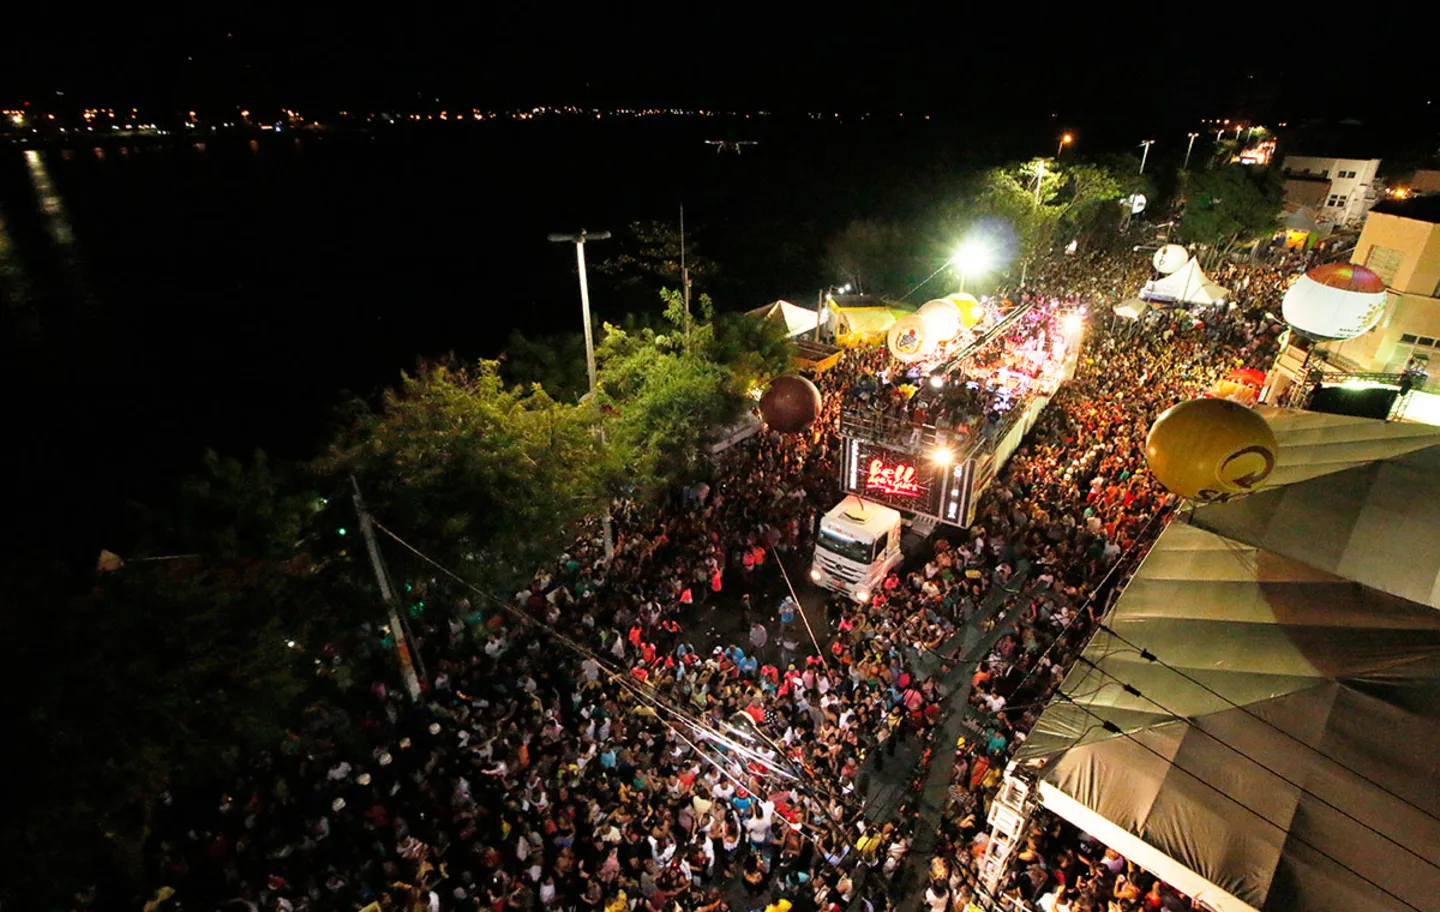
[745,300,819,337]
[1141,257,1230,306]
[1015,421,1440,912]
[1114,297,1149,320]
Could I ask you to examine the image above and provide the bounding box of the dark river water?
[0,117,996,557]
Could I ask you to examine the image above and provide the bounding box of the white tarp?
[1114,297,1149,320]
[1141,258,1230,306]
[745,300,819,338]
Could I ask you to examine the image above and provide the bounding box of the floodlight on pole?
[1138,139,1154,174]
[548,228,614,561]
[951,237,995,293]
[1057,133,1073,157]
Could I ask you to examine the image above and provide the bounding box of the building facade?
[1265,198,1440,422]
[1280,155,1381,226]
[1324,200,1440,373]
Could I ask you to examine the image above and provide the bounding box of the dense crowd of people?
[139,249,1296,912]
[842,305,1075,446]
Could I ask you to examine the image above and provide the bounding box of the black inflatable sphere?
[759,375,822,433]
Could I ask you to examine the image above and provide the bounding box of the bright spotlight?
[952,238,994,277]
[1061,313,1084,335]
[931,446,954,466]
[810,568,822,582]
[929,374,945,389]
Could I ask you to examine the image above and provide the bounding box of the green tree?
[594,219,714,286]
[1179,165,1284,251]
[594,220,715,314]
[708,309,794,394]
[323,360,615,593]
[594,287,790,484]
[957,162,1064,276]
[498,329,591,402]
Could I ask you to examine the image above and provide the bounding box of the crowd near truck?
[810,301,1082,601]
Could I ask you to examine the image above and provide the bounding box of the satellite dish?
[1153,244,1189,275]
[1122,193,1147,214]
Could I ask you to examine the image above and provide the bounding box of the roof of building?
[1368,195,1440,225]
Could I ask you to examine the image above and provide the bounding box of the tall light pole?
[1183,132,1199,170]
[1138,140,1154,174]
[548,228,614,561]
[548,229,611,394]
[1034,158,1047,203]
[1057,133,1072,157]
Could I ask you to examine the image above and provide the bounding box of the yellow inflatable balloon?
[1145,399,1277,503]
[947,292,984,329]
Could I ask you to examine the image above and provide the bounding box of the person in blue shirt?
[779,597,796,626]
[731,788,754,815]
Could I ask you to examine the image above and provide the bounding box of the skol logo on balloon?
[1144,399,1278,504]
[1195,444,1276,503]
[894,329,923,356]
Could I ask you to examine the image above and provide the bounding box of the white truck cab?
[810,495,904,602]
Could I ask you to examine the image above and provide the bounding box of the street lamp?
[1057,133,1073,157]
[547,229,611,393]
[548,228,614,560]
[1138,139,1154,174]
[1183,132,1199,170]
[815,283,851,340]
[952,237,994,293]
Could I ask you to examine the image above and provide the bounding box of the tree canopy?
[1178,165,1284,249]
[323,360,617,593]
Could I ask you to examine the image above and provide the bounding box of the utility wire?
[372,519,853,810]
[1053,693,1428,912]
[1095,622,1440,826]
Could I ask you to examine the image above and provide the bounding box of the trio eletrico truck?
[810,302,1080,601]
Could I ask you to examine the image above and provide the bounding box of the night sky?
[3,9,1434,136]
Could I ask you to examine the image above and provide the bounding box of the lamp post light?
[1138,139,1154,174]
[1183,132,1199,170]
[1057,133,1073,157]
[815,283,850,341]
[547,228,614,560]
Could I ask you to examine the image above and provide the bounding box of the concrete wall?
[1352,212,1440,294]
[1328,213,1440,371]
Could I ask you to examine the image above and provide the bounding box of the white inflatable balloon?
[1153,244,1189,275]
[918,298,962,341]
[887,315,933,362]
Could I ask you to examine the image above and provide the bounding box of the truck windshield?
[817,529,876,564]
